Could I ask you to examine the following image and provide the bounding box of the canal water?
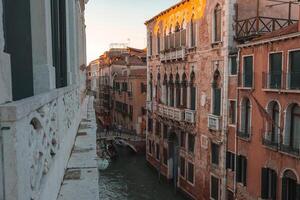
[98,146,189,200]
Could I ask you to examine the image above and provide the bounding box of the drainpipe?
[234,47,241,197]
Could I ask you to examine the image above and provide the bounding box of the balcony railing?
[208,114,221,131]
[157,104,184,121]
[262,72,300,90]
[236,16,298,41]
[280,144,300,157]
[0,85,82,200]
[160,47,186,62]
[261,130,280,149]
[185,109,196,123]
[238,127,252,139]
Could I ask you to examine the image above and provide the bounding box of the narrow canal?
[98,146,189,200]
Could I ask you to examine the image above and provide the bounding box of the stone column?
[30,0,55,94]
[187,83,191,109]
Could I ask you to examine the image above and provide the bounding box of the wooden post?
[288,1,292,25]
[256,0,260,33]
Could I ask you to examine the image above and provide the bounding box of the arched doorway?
[168,129,179,189]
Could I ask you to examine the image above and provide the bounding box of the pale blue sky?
[85,0,179,62]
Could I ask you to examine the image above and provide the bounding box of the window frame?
[210,175,220,200]
[287,49,300,90]
[242,55,254,89]
[267,51,283,89]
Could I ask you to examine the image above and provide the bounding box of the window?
[148,140,152,154]
[236,155,247,186]
[169,75,175,107]
[149,74,153,100]
[229,100,236,125]
[289,50,300,89]
[226,152,235,171]
[156,143,160,160]
[261,168,277,200]
[266,101,280,145]
[211,143,220,165]
[190,16,196,47]
[211,176,219,200]
[180,132,186,148]
[157,30,161,54]
[155,121,161,137]
[269,53,282,89]
[187,162,194,184]
[188,134,195,153]
[180,21,187,47]
[213,4,222,42]
[148,117,153,132]
[212,70,221,116]
[163,124,168,139]
[149,32,153,56]
[281,170,299,200]
[190,72,196,110]
[182,74,187,108]
[230,56,237,75]
[180,157,185,177]
[141,83,147,93]
[243,56,253,88]
[284,103,300,152]
[163,148,168,165]
[240,98,251,138]
[175,73,181,108]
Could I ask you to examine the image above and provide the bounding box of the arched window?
[156,73,161,102]
[149,73,153,101]
[181,20,187,47]
[175,22,181,48]
[281,170,299,200]
[169,74,174,107]
[284,103,300,151]
[266,101,280,145]
[169,25,175,49]
[190,72,196,110]
[175,73,181,108]
[212,70,221,116]
[182,73,188,108]
[240,97,251,137]
[213,4,222,42]
[164,28,168,51]
[157,30,161,54]
[149,32,153,56]
[163,73,168,105]
[190,16,196,47]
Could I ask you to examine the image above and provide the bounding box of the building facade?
[95,47,147,135]
[0,0,88,199]
[145,0,299,199]
[227,13,300,200]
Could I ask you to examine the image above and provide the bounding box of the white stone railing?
[208,114,222,131]
[160,47,186,62]
[157,104,185,122]
[0,85,83,200]
[185,109,196,123]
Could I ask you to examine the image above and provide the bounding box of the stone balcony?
[160,47,186,63]
[157,104,184,122]
[184,109,196,124]
[0,85,84,200]
[208,114,222,131]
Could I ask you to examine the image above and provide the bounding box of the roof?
[252,23,299,42]
[145,0,187,25]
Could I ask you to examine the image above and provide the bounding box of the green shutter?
[214,88,221,116]
[282,178,287,200]
[244,56,253,87]
[261,168,269,199]
[271,170,277,200]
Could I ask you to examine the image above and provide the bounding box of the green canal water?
[98,146,189,200]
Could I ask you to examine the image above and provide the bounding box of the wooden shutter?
[191,86,196,110]
[236,155,241,182]
[296,184,300,200]
[282,178,287,200]
[226,152,230,169]
[271,169,277,200]
[261,168,269,199]
[242,157,247,186]
[244,56,253,87]
[214,88,221,115]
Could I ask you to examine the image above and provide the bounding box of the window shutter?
[271,170,277,200]
[191,86,196,110]
[214,88,221,115]
[296,184,300,200]
[243,157,247,186]
[236,155,241,182]
[226,152,230,169]
[261,168,269,199]
[282,178,287,200]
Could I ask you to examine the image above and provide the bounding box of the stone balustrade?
[184,109,196,123]
[160,47,186,62]
[208,114,222,131]
[0,85,83,200]
[157,104,185,122]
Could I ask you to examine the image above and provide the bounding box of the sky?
[85,0,179,63]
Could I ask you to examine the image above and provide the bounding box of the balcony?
[235,16,298,41]
[208,114,221,131]
[185,109,196,123]
[160,47,186,63]
[280,144,300,157]
[262,72,300,91]
[157,104,184,122]
[261,131,279,149]
[0,85,83,200]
